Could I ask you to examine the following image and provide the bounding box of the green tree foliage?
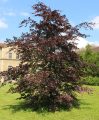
[79,45,99,85]
[4,2,92,111]
[80,45,99,77]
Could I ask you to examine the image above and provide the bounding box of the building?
[0,43,20,72]
[91,46,99,52]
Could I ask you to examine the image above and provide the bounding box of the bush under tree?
[5,2,92,111]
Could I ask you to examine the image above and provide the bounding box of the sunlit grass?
[0,84,99,120]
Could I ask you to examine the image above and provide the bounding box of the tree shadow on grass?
[3,101,43,113]
[2,98,91,114]
[3,102,69,114]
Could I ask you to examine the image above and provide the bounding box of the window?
[8,66,13,80]
[9,53,12,59]
[8,66,12,70]
[16,54,20,59]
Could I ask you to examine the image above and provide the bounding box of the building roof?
[92,46,99,52]
[0,43,7,48]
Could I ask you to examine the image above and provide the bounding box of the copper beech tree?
[5,2,92,111]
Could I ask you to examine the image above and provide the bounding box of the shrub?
[81,76,99,86]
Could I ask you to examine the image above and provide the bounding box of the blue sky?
[0,0,99,48]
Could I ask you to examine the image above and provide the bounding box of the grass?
[0,85,99,120]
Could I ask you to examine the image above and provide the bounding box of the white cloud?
[0,19,8,29]
[20,12,30,17]
[4,12,16,16]
[75,37,99,48]
[61,33,99,48]
[92,16,99,29]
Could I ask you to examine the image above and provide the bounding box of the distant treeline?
[79,44,99,85]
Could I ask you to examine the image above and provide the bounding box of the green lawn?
[0,85,99,120]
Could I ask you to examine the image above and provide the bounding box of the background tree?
[80,44,99,77]
[5,2,92,111]
[79,45,99,85]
